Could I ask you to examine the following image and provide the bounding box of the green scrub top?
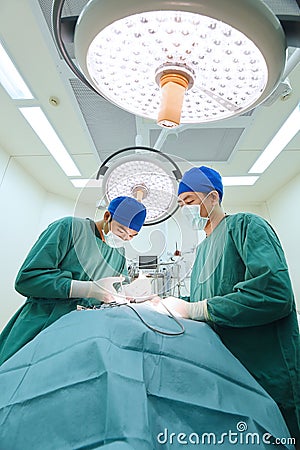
[0,217,127,365]
[190,212,300,441]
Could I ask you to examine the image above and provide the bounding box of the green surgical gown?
[0,217,127,365]
[190,212,300,442]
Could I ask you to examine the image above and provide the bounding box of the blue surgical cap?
[178,166,223,201]
[108,196,147,232]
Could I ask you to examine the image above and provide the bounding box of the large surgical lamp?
[96,147,182,225]
[52,0,288,128]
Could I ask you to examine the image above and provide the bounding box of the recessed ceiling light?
[19,107,81,177]
[249,103,300,174]
[0,41,34,99]
[70,179,103,188]
[223,176,259,186]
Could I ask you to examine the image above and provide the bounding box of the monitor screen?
[138,255,158,270]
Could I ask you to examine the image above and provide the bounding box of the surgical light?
[53,0,286,128]
[97,147,182,225]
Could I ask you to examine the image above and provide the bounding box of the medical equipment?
[138,255,158,273]
[127,254,192,299]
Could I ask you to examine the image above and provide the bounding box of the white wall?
[0,147,46,330]
[0,147,93,331]
[38,192,93,233]
[223,202,270,220]
[0,146,10,186]
[266,173,300,310]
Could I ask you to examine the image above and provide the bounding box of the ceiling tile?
[150,128,245,162]
[70,79,137,158]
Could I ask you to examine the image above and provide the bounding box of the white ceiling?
[0,0,299,209]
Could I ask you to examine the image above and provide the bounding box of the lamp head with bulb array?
[96,146,182,226]
[53,0,287,127]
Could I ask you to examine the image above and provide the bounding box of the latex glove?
[122,272,153,303]
[151,296,189,317]
[70,276,124,304]
[151,296,209,320]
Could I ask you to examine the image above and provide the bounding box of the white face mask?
[104,220,125,248]
[181,193,214,230]
[105,230,125,248]
[181,205,209,230]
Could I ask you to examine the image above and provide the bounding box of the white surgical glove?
[122,272,153,303]
[187,299,209,321]
[151,296,188,317]
[69,276,124,304]
[151,296,209,320]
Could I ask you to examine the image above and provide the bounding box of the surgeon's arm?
[152,296,209,321]
[15,218,74,298]
[206,217,294,327]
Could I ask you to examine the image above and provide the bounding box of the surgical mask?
[181,192,215,231]
[181,205,209,230]
[104,227,125,249]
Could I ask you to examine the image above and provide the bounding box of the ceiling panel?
[13,153,102,202]
[150,128,245,162]
[70,79,137,157]
[221,149,300,204]
[263,0,300,13]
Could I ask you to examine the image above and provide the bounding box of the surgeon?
[0,196,147,366]
[153,166,300,447]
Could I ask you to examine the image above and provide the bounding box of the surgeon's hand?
[151,296,209,321]
[122,272,153,303]
[151,296,189,318]
[69,276,125,303]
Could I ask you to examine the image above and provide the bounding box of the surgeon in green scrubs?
[155,166,300,447]
[0,196,146,366]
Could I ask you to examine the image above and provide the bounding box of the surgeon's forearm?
[15,272,72,299]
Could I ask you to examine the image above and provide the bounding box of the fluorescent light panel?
[249,103,300,174]
[0,41,33,99]
[70,179,103,188]
[223,176,259,186]
[19,107,81,177]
